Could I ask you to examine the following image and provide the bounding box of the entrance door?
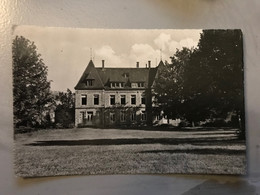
[86,111,93,125]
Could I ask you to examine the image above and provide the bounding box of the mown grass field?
[14,127,246,177]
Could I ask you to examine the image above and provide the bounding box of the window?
[131,95,136,105]
[138,82,144,87]
[110,95,115,105]
[81,94,87,105]
[131,112,136,121]
[86,79,94,86]
[111,82,115,88]
[111,82,124,88]
[79,111,85,123]
[121,95,126,105]
[131,83,138,88]
[110,112,115,122]
[141,111,147,121]
[120,111,126,122]
[141,96,146,105]
[94,94,99,105]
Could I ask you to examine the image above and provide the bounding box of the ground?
[14,127,246,177]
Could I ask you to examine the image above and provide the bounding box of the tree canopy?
[153,30,245,138]
[13,36,53,128]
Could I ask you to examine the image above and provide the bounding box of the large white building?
[74,60,164,127]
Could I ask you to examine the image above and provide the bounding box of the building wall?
[75,89,148,127]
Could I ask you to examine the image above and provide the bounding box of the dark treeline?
[153,30,245,139]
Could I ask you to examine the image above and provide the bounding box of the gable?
[74,60,104,90]
[151,60,164,88]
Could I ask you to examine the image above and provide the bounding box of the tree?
[153,48,193,122]
[184,30,245,138]
[54,89,75,128]
[153,30,245,139]
[12,36,53,128]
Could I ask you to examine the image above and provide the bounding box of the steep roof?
[74,60,160,90]
[74,60,104,90]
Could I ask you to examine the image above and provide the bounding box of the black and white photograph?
[13,26,246,177]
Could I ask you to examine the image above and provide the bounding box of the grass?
[14,127,246,177]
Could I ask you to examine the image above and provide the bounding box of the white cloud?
[129,44,161,66]
[95,45,123,66]
[154,33,171,50]
[179,38,198,48]
[168,40,181,54]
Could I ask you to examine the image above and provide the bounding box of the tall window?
[110,112,115,122]
[120,111,126,122]
[86,79,94,86]
[141,111,147,121]
[121,95,126,105]
[110,95,115,105]
[131,112,136,121]
[81,94,87,105]
[131,95,136,105]
[141,96,146,105]
[94,94,99,105]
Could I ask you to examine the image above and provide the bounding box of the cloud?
[129,44,162,66]
[154,33,171,50]
[94,35,199,68]
[154,34,199,55]
[168,40,181,54]
[95,45,123,66]
[179,38,198,48]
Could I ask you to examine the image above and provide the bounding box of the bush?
[14,126,35,134]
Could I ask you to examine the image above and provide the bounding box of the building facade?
[74,60,164,127]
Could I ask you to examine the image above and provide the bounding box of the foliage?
[153,30,245,139]
[153,48,193,120]
[12,36,53,128]
[54,89,75,128]
[184,30,245,138]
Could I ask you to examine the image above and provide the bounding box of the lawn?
[14,127,246,177]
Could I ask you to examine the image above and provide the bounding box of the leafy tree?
[54,89,75,128]
[153,48,193,122]
[153,30,245,139]
[184,30,245,138]
[12,36,53,128]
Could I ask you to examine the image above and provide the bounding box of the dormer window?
[131,82,144,88]
[110,82,124,88]
[111,82,115,88]
[138,82,144,87]
[86,79,94,86]
[131,83,138,88]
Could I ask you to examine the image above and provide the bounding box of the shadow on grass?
[139,148,245,155]
[26,136,245,147]
[195,131,237,136]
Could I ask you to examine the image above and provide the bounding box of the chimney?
[102,60,105,69]
[145,64,147,68]
[136,62,139,68]
[148,60,151,68]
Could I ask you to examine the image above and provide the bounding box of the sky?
[13,26,202,91]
